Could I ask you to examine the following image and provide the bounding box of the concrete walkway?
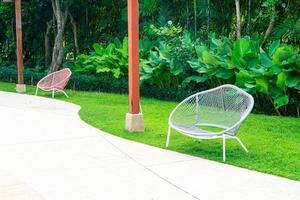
[0,91,299,200]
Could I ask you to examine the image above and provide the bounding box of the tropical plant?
[140,24,196,88]
[188,35,300,114]
[69,37,128,78]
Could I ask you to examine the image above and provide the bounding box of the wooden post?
[128,0,140,114]
[125,0,144,132]
[15,0,26,92]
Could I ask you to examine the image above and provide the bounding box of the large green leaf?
[140,60,153,74]
[260,52,274,68]
[195,45,207,57]
[211,38,223,48]
[183,75,208,85]
[122,37,128,53]
[272,46,293,65]
[188,59,202,69]
[268,40,280,56]
[256,77,269,93]
[236,69,254,87]
[286,76,300,88]
[113,37,122,48]
[182,30,192,46]
[216,68,234,80]
[276,71,288,89]
[93,43,104,55]
[106,43,116,55]
[96,66,111,73]
[202,51,219,65]
[268,65,281,75]
[231,39,252,69]
[140,73,153,81]
[269,86,284,99]
[233,38,251,57]
[112,68,121,78]
[244,52,259,69]
[170,60,184,76]
[115,37,128,58]
[274,95,289,109]
[250,66,267,76]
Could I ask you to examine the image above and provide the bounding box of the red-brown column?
[128,0,140,114]
[15,0,24,85]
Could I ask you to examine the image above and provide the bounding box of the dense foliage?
[189,35,300,114]
[68,23,299,115]
[0,0,299,116]
[0,0,299,67]
[70,37,129,78]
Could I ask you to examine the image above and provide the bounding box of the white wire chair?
[166,84,254,161]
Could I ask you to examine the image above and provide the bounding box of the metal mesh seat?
[35,68,72,98]
[166,84,254,161]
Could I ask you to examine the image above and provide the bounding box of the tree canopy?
[0,0,299,69]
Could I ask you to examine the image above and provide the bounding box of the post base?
[125,113,144,132]
[16,84,26,93]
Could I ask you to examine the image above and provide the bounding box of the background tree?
[235,0,241,39]
[0,0,299,72]
[50,0,68,72]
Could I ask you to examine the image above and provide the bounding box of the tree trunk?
[69,12,79,60]
[235,0,241,39]
[45,19,53,67]
[186,1,189,29]
[261,5,276,47]
[11,18,15,41]
[85,8,88,25]
[246,0,251,33]
[193,0,197,37]
[50,0,68,73]
[207,0,210,33]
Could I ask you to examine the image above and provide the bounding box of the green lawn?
[0,82,299,181]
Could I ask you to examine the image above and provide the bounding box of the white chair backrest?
[170,85,254,130]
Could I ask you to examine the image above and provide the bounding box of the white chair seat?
[166,84,254,161]
[171,124,223,138]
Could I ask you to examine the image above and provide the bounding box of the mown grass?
[0,82,299,181]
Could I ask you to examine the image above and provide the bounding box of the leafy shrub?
[188,35,300,114]
[0,66,298,117]
[0,66,197,101]
[140,23,196,88]
[69,37,128,78]
[67,23,299,116]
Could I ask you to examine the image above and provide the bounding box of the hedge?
[0,66,198,101]
[0,66,298,117]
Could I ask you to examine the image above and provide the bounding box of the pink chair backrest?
[38,68,72,90]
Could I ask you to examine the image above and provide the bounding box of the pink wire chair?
[35,68,72,98]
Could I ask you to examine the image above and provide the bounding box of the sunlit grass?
[0,81,299,181]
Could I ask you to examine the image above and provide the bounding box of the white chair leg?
[223,134,226,162]
[61,90,69,98]
[166,126,171,148]
[52,89,55,98]
[35,87,38,96]
[235,136,249,153]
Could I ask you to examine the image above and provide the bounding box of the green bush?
[68,25,299,116]
[140,24,196,89]
[68,37,129,79]
[0,66,197,101]
[188,35,300,115]
[4,23,298,116]
[0,66,298,117]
